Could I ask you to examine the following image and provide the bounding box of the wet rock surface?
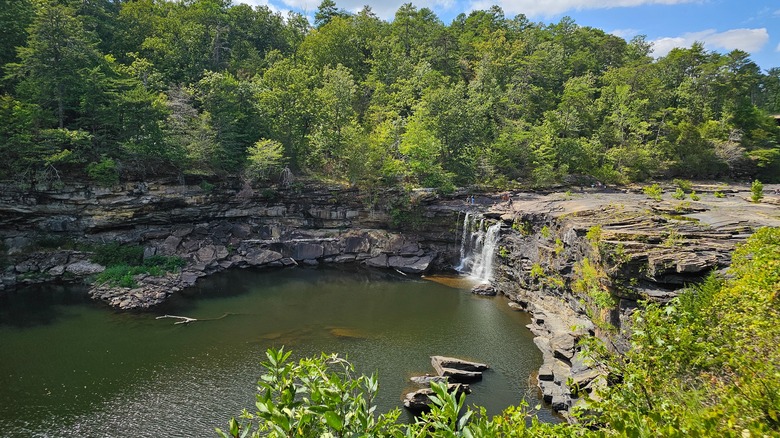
[471,282,497,296]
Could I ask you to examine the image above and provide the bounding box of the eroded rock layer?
[0,181,462,308]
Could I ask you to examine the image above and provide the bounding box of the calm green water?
[0,267,551,437]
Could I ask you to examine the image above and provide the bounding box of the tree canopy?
[1,0,778,189]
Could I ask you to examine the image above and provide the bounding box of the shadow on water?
[158,264,417,314]
[0,283,95,328]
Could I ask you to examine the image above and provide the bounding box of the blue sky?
[239,0,779,71]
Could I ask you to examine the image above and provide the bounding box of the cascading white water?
[470,222,501,282]
[457,214,501,282]
[456,212,472,271]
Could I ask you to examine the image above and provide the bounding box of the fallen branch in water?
[156,314,198,324]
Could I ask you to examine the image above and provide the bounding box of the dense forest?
[2,0,780,191]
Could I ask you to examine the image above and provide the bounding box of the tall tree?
[314,0,345,28]
[12,1,102,128]
[0,0,34,88]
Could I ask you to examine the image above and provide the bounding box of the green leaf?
[324,411,343,431]
[229,418,240,437]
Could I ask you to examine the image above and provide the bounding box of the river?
[0,266,553,437]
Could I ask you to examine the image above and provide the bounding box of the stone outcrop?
[481,184,780,416]
[0,181,463,308]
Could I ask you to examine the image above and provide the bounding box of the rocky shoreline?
[484,184,780,415]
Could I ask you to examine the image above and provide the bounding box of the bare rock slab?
[431,356,489,372]
[409,375,449,386]
[431,356,489,383]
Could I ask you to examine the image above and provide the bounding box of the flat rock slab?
[436,367,483,382]
[410,375,449,386]
[431,356,489,372]
[431,356,489,383]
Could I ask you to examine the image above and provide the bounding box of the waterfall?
[456,212,472,272]
[456,214,501,282]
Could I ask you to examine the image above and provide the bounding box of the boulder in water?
[471,283,497,296]
[431,356,489,383]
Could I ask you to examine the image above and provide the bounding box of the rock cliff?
[477,185,780,417]
[0,181,462,308]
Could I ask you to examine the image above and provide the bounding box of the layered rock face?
[482,186,780,417]
[0,181,462,308]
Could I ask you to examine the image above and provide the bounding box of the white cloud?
[466,0,696,18]
[236,0,289,16]
[649,28,769,57]
[609,28,640,39]
[776,42,780,52]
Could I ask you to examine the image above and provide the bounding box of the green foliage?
[95,255,185,287]
[245,139,285,181]
[86,158,119,187]
[643,183,663,201]
[554,238,565,256]
[221,348,578,438]
[611,242,630,265]
[586,228,780,436]
[672,178,692,192]
[96,264,139,287]
[662,229,684,247]
[0,1,776,190]
[498,246,509,259]
[572,257,616,310]
[751,179,764,203]
[513,219,533,236]
[530,263,545,279]
[585,225,602,248]
[540,225,551,239]
[671,187,686,200]
[217,348,400,438]
[714,190,726,198]
[143,255,186,272]
[90,243,144,267]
